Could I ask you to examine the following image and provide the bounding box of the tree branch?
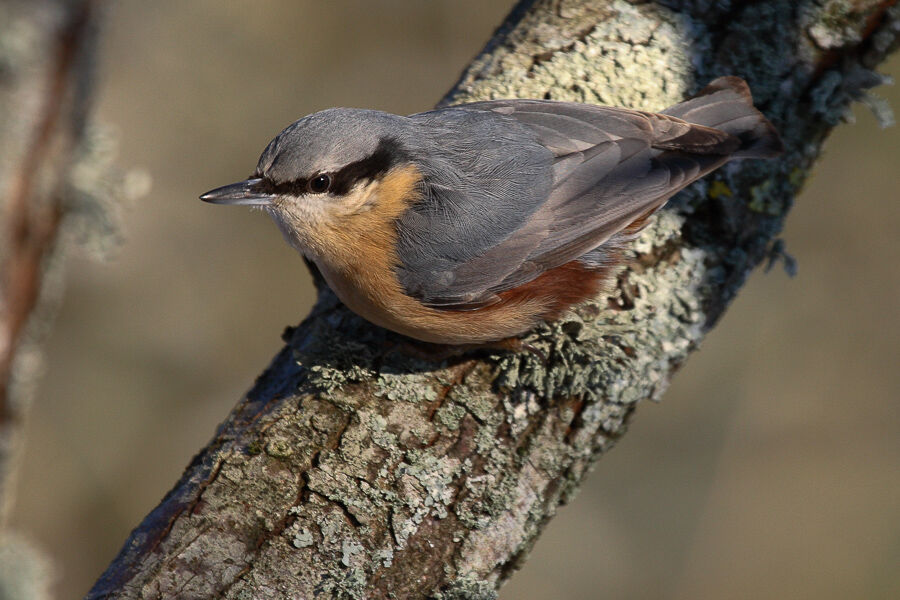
[88,1,900,598]
[0,0,103,521]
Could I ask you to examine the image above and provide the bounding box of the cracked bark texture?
[88,1,899,599]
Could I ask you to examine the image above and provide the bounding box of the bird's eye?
[308,174,332,194]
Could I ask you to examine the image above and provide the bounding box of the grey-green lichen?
[291,528,313,549]
[807,0,877,50]
[446,0,694,110]
[434,401,467,431]
[305,362,373,395]
[264,438,294,459]
[396,453,462,519]
[450,381,500,429]
[431,576,498,600]
[375,369,439,403]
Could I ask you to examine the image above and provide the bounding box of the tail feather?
[663,76,784,159]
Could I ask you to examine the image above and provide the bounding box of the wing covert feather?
[394,97,746,309]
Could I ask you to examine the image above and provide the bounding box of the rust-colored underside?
[495,252,622,321]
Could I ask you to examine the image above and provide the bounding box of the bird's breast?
[316,259,550,345]
[292,163,553,344]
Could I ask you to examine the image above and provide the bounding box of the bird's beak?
[199,178,275,206]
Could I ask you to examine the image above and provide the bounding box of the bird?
[201,76,783,345]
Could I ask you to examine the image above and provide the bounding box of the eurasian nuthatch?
[201,77,782,345]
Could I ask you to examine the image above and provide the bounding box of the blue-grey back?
[394,108,554,303]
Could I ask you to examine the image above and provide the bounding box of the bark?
[88,1,899,599]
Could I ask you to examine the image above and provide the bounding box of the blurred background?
[6,1,899,598]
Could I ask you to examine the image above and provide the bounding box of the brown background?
[8,2,899,598]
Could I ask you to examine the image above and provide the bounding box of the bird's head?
[201,108,417,260]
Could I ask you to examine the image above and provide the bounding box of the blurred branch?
[0,0,102,520]
[88,1,899,599]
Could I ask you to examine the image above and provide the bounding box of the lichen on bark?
[87,1,899,598]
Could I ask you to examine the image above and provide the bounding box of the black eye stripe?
[252,177,308,197]
[328,137,405,195]
[256,137,408,197]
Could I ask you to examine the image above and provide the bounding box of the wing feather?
[395,97,744,309]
